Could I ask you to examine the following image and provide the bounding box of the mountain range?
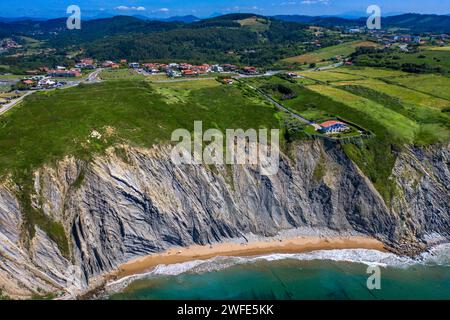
[1,13,450,33]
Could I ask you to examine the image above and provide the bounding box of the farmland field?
[334,78,450,111]
[426,46,450,51]
[238,16,270,32]
[283,41,381,64]
[354,48,450,74]
[298,70,365,82]
[332,67,409,79]
[146,73,170,82]
[388,74,450,100]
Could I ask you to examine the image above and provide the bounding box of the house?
[179,63,192,70]
[399,44,409,52]
[223,78,234,85]
[211,65,224,73]
[22,79,35,85]
[129,62,140,69]
[192,64,210,74]
[348,28,362,34]
[143,63,161,74]
[393,35,412,43]
[81,58,94,65]
[30,75,46,81]
[222,64,239,72]
[111,63,120,69]
[318,121,349,134]
[241,67,258,75]
[102,61,115,68]
[166,69,181,78]
[38,78,57,87]
[182,69,197,77]
[120,59,127,64]
[48,69,81,78]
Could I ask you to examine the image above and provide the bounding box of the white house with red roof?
[318,120,349,134]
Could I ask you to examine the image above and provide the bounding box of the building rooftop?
[320,120,346,128]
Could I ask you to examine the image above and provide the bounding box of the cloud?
[115,6,146,11]
[301,0,329,4]
[158,8,170,12]
[224,5,262,12]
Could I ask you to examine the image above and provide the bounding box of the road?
[316,62,344,71]
[239,80,321,130]
[0,91,34,116]
[86,68,103,83]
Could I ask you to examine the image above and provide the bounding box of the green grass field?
[426,46,450,51]
[298,70,365,83]
[333,67,409,79]
[354,48,450,74]
[146,73,170,82]
[307,84,420,143]
[0,80,280,177]
[335,78,450,111]
[238,17,270,32]
[99,68,145,80]
[388,74,450,100]
[283,41,381,64]
[0,85,10,92]
[0,74,26,79]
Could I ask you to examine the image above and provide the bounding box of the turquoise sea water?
[108,247,450,300]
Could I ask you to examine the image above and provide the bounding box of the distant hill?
[1,13,449,70]
[0,17,47,23]
[163,15,200,23]
[383,14,450,33]
[273,13,450,33]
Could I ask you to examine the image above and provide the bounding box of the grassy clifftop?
[0,79,280,179]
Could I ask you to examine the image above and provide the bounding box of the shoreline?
[112,235,386,281]
[79,237,450,300]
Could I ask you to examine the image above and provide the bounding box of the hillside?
[1,13,449,69]
[283,40,381,64]
[274,13,450,33]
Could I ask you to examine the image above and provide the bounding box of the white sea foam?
[417,243,450,266]
[105,245,450,295]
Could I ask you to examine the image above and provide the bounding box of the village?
[8,57,263,91]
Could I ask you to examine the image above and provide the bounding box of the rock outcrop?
[0,140,448,298]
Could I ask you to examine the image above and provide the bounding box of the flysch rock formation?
[0,140,449,298]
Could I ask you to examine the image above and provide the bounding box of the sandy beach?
[114,235,386,279]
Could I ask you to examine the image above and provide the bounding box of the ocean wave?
[105,245,450,294]
[418,243,450,266]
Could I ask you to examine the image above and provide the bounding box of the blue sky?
[1,0,448,18]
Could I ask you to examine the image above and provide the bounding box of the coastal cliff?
[0,140,449,298]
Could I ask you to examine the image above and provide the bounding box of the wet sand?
[115,236,386,279]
